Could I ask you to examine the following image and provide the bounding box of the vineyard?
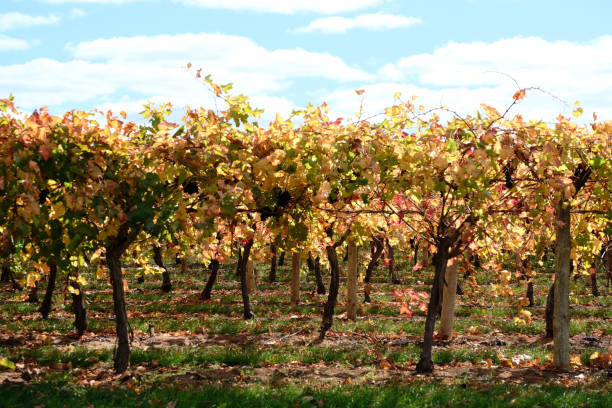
[0,77,611,407]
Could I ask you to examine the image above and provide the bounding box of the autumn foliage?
[0,78,610,374]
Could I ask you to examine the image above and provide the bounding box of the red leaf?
[39,145,51,161]
[399,304,412,317]
[512,89,526,101]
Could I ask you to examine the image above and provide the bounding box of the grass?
[432,347,500,365]
[0,381,610,408]
[0,248,610,406]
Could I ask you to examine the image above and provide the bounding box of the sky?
[1,0,612,125]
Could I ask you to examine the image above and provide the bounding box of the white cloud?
[70,9,87,18]
[294,14,422,34]
[68,32,371,84]
[0,12,60,31]
[0,34,30,51]
[366,36,612,123]
[5,33,612,126]
[382,36,612,91]
[0,32,370,113]
[175,0,382,14]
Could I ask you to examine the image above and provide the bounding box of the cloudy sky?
[1,0,612,124]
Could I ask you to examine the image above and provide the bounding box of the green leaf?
[285,163,297,174]
[220,196,236,217]
[434,180,446,192]
[0,357,15,370]
[588,156,605,170]
[128,206,154,224]
[67,233,83,251]
[290,222,308,242]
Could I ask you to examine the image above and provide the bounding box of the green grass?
[1,249,610,406]
[0,381,610,408]
[1,346,113,367]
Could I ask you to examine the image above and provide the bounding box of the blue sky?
[2,0,612,124]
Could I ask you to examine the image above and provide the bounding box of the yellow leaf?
[480,104,501,119]
[76,275,88,286]
[67,285,80,296]
[96,265,106,280]
[0,357,16,370]
[519,309,532,324]
[433,155,448,170]
[570,354,582,367]
[26,272,40,288]
[50,201,66,220]
[572,107,583,118]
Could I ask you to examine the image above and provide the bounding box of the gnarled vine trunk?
[278,250,285,267]
[410,239,418,266]
[39,262,57,319]
[590,271,599,297]
[364,237,384,302]
[27,281,39,303]
[200,259,220,300]
[269,243,277,283]
[290,252,301,305]
[386,239,399,284]
[416,239,450,374]
[314,257,325,294]
[238,239,255,319]
[346,241,358,319]
[526,281,534,306]
[235,244,242,278]
[519,257,535,307]
[306,255,326,295]
[246,260,256,294]
[153,245,171,292]
[319,244,340,340]
[72,279,88,337]
[106,236,131,374]
[0,265,9,283]
[2,265,22,291]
